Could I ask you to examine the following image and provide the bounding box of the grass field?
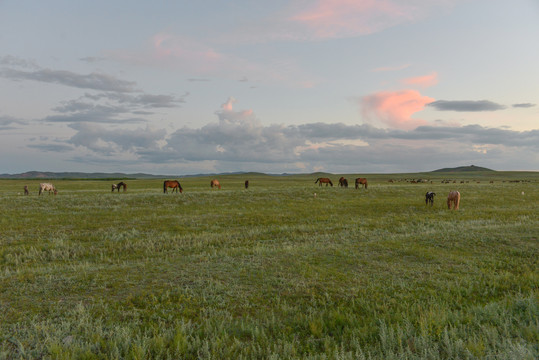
[1,172,538,359]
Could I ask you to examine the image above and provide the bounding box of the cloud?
[0,115,27,129]
[68,123,166,155]
[27,143,76,152]
[0,68,137,92]
[0,55,38,69]
[427,100,506,112]
[360,90,435,130]
[288,0,454,40]
[512,103,536,108]
[401,72,438,88]
[20,98,539,173]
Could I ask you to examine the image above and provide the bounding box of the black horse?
[425,192,436,206]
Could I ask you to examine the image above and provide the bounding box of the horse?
[39,183,57,195]
[447,191,460,210]
[112,181,127,192]
[210,179,221,189]
[315,178,333,187]
[24,185,29,195]
[355,178,368,189]
[245,180,249,189]
[338,177,348,188]
[425,191,436,206]
[163,180,183,193]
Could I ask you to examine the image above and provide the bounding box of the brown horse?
[355,178,368,189]
[24,185,29,195]
[210,179,221,189]
[447,191,460,210]
[315,177,333,187]
[245,180,249,189]
[338,177,348,188]
[112,181,127,192]
[163,180,183,193]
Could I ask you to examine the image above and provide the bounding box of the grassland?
[0,172,538,359]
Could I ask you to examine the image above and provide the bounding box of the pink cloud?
[402,72,438,88]
[151,33,225,72]
[361,90,435,130]
[289,0,450,40]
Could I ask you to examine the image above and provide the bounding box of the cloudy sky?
[1,0,538,175]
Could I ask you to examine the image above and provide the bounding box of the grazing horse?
[315,178,333,187]
[210,179,221,189]
[355,178,368,189]
[111,181,127,192]
[425,192,436,206]
[338,177,348,188]
[447,191,460,210]
[245,180,249,189]
[163,180,183,193]
[24,185,29,195]
[39,183,57,195]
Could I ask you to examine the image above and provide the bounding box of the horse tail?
[364,181,367,189]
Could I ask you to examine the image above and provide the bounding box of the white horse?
[39,183,57,195]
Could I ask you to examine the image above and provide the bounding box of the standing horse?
[447,191,460,210]
[112,182,127,192]
[425,192,436,206]
[39,183,57,195]
[163,180,183,193]
[210,179,221,189]
[338,177,348,188]
[315,178,333,187]
[245,180,249,189]
[24,185,29,195]
[355,178,368,189]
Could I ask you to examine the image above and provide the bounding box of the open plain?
[1,171,538,359]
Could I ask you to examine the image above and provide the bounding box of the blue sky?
[1,0,538,174]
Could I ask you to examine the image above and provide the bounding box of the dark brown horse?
[245,180,249,189]
[163,180,183,193]
[338,177,348,188]
[210,179,221,189]
[355,178,368,189]
[315,177,333,187]
[112,181,127,192]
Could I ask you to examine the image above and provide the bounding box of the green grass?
[1,173,538,359]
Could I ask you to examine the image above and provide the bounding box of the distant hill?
[432,165,495,173]
[0,166,501,179]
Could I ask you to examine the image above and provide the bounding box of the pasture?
[0,173,538,359]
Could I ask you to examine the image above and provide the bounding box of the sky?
[1,0,538,175]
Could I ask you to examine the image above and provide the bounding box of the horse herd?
[24,178,462,210]
[315,177,368,189]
